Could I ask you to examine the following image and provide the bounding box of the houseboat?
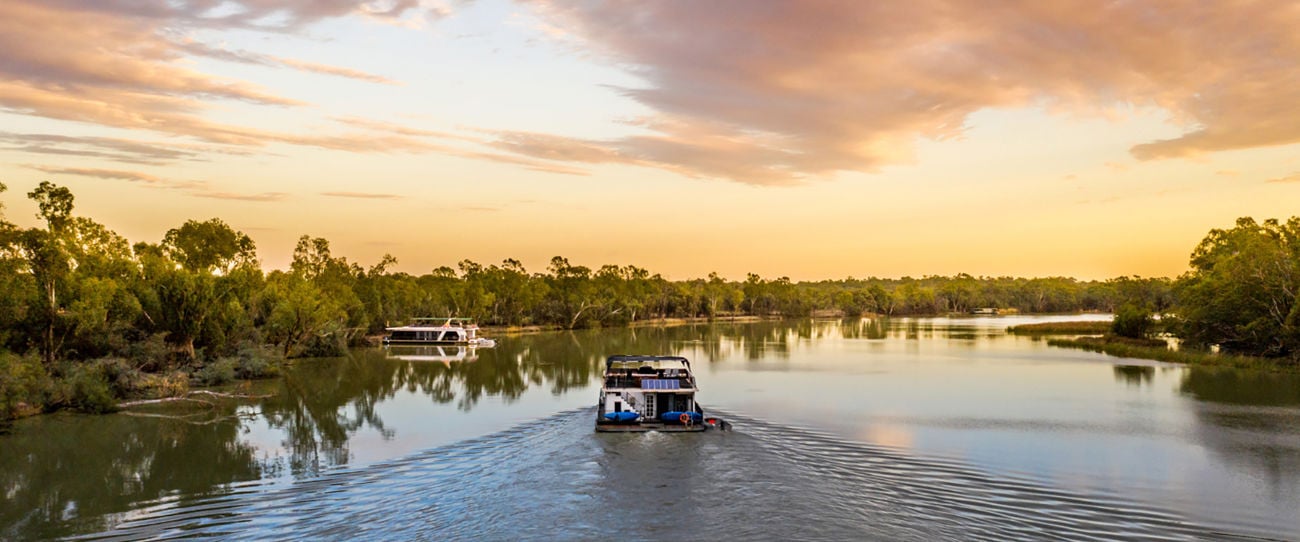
[595,355,727,432]
[382,317,496,347]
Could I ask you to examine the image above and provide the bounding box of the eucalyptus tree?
[0,182,28,349]
[60,217,139,358]
[354,254,405,332]
[161,218,257,274]
[479,258,541,326]
[1175,217,1300,358]
[544,256,595,329]
[262,236,361,356]
[16,182,75,365]
[134,219,262,361]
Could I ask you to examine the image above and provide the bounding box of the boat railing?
[603,376,695,389]
[604,377,639,388]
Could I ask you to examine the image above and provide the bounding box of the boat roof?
[389,317,477,329]
[605,355,691,371]
[385,324,471,331]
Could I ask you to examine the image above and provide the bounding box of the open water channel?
[3,315,1299,541]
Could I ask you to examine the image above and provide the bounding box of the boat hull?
[595,422,707,433]
[383,338,487,346]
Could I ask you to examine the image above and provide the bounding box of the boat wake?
[73,409,1282,541]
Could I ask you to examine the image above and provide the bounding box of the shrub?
[1112,304,1154,339]
[234,341,283,379]
[193,357,237,386]
[61,363,118,414]
[298,334,346,358]
[125,333,175,372]
[1,351,51,421]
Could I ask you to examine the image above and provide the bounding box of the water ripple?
[72,409,1284,541]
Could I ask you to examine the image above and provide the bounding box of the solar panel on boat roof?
[641,379,680,390]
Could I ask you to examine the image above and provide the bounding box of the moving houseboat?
[595,355,726,432]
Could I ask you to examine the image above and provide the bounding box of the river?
[2,315,1299,540]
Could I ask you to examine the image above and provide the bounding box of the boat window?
[439,331,460,341]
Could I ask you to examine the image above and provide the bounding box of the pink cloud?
[519,0,1300,184]
[0,2,442,156]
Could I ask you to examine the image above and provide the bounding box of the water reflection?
[384,345,479,363]
[1180,368,1300,406]
[1179,368,1300,516]
[1113,365,1155,387]
[0,409,262,540]
[3,317,1300,540]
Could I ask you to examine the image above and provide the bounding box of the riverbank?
[0,345,286,427]
[1007,321,1112,334]
[1046,336,1295,372]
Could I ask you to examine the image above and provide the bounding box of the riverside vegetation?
[0,181,1296,421]
[1013,217,1300,371]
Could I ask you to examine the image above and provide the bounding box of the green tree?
[161,218,257,274]
[0,182,33,350]
[261,236,362,355]
[1175,217,1300,358]
[19,182,75,365]
[134,220,262,360]
[1112,303,1154,339]
[544,256,595,328]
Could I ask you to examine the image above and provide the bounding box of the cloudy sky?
[1,0,1298,280]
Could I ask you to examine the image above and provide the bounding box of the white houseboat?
[595,355,726,432]
[382,317,496,347]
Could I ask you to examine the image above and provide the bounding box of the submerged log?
[117,390,273,408]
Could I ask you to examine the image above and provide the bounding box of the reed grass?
[1047,336,1295,371]
[1006,321,1111,334]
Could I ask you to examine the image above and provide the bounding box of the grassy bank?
[1007,321,1112,334]
[1,342,285,426]
[1046,336,1294,371]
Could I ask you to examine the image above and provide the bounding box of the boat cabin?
[383,317,482,345]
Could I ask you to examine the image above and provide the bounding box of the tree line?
[1,180,1295,418]
[0,182,1170,361]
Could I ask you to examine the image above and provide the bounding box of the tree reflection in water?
[1179,367,1300,505]
[1113,365,1156,387]
[4,320,1300,540]
[0,409,261,540]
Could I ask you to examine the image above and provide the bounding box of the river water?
[3,316,1299,541]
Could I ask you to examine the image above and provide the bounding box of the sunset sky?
[2,0,1298,281]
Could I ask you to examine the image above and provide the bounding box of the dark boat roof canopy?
[605,355,691,370]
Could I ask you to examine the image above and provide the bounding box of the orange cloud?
[521,0,1300,184]
[20,163,298,202]
[24,165,167,185]
[0,132,228,164]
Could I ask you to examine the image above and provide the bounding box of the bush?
[234,341,282,379]
[1112,304,1154,339]
[1,351,52,422]
[191,343,282,386]
[125,333,175,372]
[60,363,118,414]
[298,333,346,358]
[193,357,237,386]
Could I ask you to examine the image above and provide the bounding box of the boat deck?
[595,423,707,433]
